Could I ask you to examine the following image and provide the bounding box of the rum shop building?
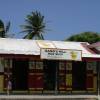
[0,38,99,94]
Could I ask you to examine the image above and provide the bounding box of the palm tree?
[0,19,10,38]
[21,11,46,40]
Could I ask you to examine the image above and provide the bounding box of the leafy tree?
[0,19,11,38]
[66,32,100,44]
[21,11,46,40]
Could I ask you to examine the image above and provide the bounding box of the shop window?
[87,61,97,73]
[66,74,72,86]
[36,62,43,69]
[59,62,65,70]
[0,58,4,92]
[58,61,66,91]
[29,61,35,69]
[66,62,72,91]
[58,61,72,92]
[86,61,97,92]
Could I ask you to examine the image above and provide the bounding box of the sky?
[0,0,100,40]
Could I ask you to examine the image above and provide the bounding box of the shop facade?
[89,42,100,94]
[0,38,99,94]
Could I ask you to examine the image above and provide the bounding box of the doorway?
[43,60,58,91]
[12,59,29,91]
[72,61,86,90]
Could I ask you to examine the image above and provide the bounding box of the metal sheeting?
[0,38,99,58]
[95,47,100,51]
[89,42,100,52]
[0,38,40,55]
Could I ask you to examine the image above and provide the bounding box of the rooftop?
[0,38,99,58]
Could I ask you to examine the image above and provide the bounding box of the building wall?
[58,61,97,94]
[0,58,98,94]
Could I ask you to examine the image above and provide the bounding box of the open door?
[43,60,58,91]
[72,61,86,90]
[12,59,28,91]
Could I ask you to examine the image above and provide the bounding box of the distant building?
[89,42,100,54]
[89,42,100,94]
[0,38,99,94]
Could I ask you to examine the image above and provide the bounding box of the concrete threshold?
[0,95,99,99]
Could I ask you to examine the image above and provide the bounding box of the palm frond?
[0,19,11,38]
[21,11,46,39]
[23,32,35,39]
[5,21,10,33]
[0,28,4,32]
[20,29,33,34]
[0,20,5,37]
[0,20,4,28]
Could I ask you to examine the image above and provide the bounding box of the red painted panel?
[28,73,43,90]
[28,74,36,89]
[86,76,93,89]
[4,74,8,90]
[35,74,43,90]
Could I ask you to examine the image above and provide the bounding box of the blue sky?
[0,0,100,40]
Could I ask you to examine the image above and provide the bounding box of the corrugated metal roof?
[96,47,100,51]
[89,42,100,48]
[0,38,40,55]
[89,42,100,51]
[0,38,99,58]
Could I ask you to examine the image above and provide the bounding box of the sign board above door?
[40,48,82,61]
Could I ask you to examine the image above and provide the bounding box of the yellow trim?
[29,91,42,94]
[59,87,65,90]
[59,73,65,75]
[87,91,96,93]
[29,88,35,90]
[0,75,4,92]
[4,72,12,75]
[12,91,28,93]
[59,91,66,93]
[36,88,43,90]
[87,88,93,90]
[35,73,43,75]
[43,91,55,93]
[4,88,12,90]
[72,91,86,93]
[87,74,93,76]
[93,76,97,91]
[66,88,72,91]
[28,73,35,75]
